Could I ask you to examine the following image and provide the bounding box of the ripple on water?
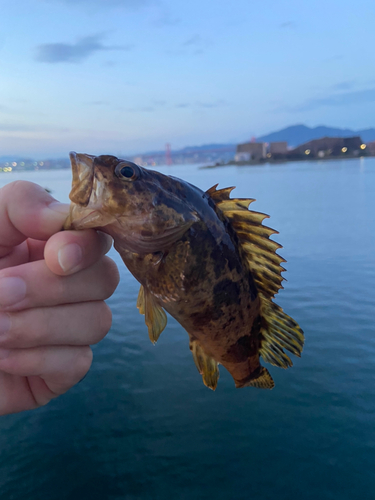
[0,161,375,500]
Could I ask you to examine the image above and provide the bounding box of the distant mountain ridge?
[2,125,375,162]
[257,124,375,147]
[141,124,375,157]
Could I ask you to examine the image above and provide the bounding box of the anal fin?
[137,285,167,344]
[189,339,220,391]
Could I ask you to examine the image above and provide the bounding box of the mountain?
[354,128,375,142]
[3,125,375,163]
[0,155,23,162]
[140,125,375,158]
[257,124,375,147]
[179,143,236,152]
[140,143,235,157]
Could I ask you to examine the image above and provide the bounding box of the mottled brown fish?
[64,152,304,390]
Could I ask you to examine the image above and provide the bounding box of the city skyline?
[2,0,375,157]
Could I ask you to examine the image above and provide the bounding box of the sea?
[0,158,374,500]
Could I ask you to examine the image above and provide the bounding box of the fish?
[64,152,304,390]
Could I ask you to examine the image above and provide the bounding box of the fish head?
[64,152,198,253]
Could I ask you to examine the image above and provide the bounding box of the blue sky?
[1,0,375,157]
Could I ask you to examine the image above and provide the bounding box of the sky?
[1,0,375,157]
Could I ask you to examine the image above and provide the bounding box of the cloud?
[152,10,180,26]
[197,99,227,108]
[290,88,375,112]
[280,21,296,29]
[0,123,70,133]
[35,34,132,63]
[331,81,355,91]
[183,35,202,47]
[324,54,343,62]
[152,100,167,106]
[86,101,110,106]
[166,35,211,56]
[174,100,227,109]
[126,106,155,113]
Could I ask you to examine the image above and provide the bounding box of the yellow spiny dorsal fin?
[206,184,304,369]
[206,184,284,300]
[137,285,167,344]
[206,185,236,203]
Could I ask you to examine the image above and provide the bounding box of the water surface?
[0,159,374,500]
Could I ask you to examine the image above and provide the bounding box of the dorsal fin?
[206,185,236,203]
[206,184,284,299]
[206,184,304,369]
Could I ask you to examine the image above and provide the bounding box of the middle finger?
[0,301,112,348]
[0,256,119,312]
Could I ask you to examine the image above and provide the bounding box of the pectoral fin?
[189,338,220,391]
[137,285,167,344]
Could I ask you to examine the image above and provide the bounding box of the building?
[235,142,266,161]
[365,141,375,155]
[291,136,363,158]
[270,142,288,155]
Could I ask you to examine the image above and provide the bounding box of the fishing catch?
[64,152,304,390]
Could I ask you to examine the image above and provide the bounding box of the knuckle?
[0,311,43,348]
[0,313,16,347]
[74,346,93,381]
[91,302,112,344]
[2,181,48,203]
[2,180,28,196]
[101,257,120,298]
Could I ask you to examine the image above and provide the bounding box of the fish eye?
[121,166,134,178]
[115,161,139,181]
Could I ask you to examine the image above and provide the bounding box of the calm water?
[0,159,374,500]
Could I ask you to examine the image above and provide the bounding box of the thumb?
[0,181,70,250]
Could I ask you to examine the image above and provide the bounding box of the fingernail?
[58,243,83,273]
[0,349,10,359]
[0,278,27,308]
[0,314,11,334]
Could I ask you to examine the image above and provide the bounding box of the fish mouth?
[64,205,116,230]
[68,152,96,206]
[64,152,116,230]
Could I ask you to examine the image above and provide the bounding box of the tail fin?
[236,366,275,389]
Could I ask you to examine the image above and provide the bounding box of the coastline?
[201,154,370,169]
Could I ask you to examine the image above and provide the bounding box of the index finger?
[0,181,69,256]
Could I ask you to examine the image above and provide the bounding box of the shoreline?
[201,154,371,169]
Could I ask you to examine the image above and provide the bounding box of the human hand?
[0,181,119,415]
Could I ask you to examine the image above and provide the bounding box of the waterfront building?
[366,141,375,156]
[270,142,288,155]
[291,136,363,158]
[235,142,266,161]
